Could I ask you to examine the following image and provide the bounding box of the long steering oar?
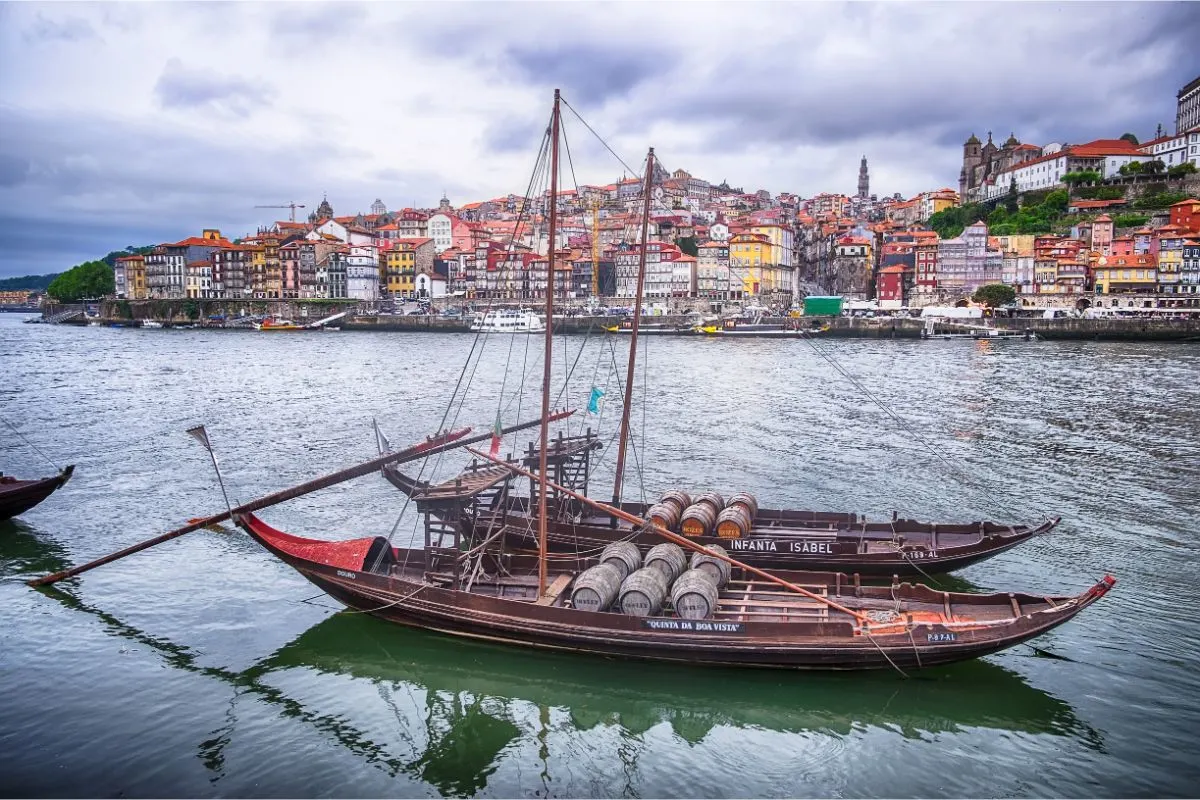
[466,447,874,627]
[28,412,572,587]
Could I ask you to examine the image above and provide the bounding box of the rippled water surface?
[2,313,1199,798]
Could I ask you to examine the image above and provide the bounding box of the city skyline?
[2,1,1197,277]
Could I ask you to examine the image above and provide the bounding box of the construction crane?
[589,198,603,298]
[254,202,306,222]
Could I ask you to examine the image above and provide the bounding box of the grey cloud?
[22,13,100,43]
[269,2,368,48]
[153,58,277,118]
[0,107,463,276]
[503,42,667,106]
[0,155,31,188]
[482,115,550,155]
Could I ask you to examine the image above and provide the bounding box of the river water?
[1,312,1198,798]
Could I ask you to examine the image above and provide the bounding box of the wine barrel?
[644,542,686,583]
[671,569,720,620]
[715,505,752,540]
[690,544,732,588]
[659,489,692,513]
[726,491,759,519]
[618,567,669,616]
[600,541,642,581]
[680,492,723,537]
[646,502,681,530]
[570,563,622,612]
[693,491,725,511]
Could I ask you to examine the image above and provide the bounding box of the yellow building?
[381,238,434,298]
[382,246,416,296]
[994,234,1036,257]
[729,232,770,295]
[1157,234,1183,292]
[116,255,148,299]
[1093,254,1157,294]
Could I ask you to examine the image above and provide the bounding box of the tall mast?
[536,89,562,597]
[611,147,655,509]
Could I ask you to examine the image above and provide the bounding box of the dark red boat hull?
[0,465,74,521]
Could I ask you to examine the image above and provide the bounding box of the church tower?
[371,198,387,216]
[857,156,869,199]
[960,133,982,198]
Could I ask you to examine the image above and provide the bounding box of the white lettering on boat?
[790,541,833,555]
[336,569,357,580]
[729,539,778,552]
[927,632,956,642]
[643,619,745,633]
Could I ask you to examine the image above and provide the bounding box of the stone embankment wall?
[99,299,361,324]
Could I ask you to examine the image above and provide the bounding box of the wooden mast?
[611,147,656,509]
[537,89,562,597]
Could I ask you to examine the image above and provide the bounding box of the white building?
[427,213,455,251]
[345,244,379,303]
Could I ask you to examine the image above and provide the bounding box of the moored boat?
[0,465,74,520]
[470,309,545,333]
[236,509,1113,671]
[382,446,1056,577]
[255,317,307,331]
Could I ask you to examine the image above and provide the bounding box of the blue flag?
[587,386,605,415]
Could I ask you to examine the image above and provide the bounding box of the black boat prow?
[0,465,74,521]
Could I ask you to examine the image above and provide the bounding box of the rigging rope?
[1,416,62,471]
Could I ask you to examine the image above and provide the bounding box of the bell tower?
[857,156,869,199]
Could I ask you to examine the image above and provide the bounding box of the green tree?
[1120,132,1140,145]
[1043,189,1069,214]
[1063,170,1101,186]
[676,236,699,257]
[1005,177,1019,214]
[46,260,115,302]
[1167,162,1197,178]
[1118,161,1142,176]
[1143,160,1166,175]
[0,273,60,291]
[1112,213,1149,228]
[972,283,1016,308]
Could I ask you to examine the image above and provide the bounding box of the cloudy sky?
[1,1,1197,277]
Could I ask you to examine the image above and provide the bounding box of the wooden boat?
[236,509,1113,671]
[217,92,1113,672]
[381,453,1057,577]
[0,465,74,520]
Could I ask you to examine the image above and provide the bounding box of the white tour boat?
[469,309,546,333]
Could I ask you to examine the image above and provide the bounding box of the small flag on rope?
[587,386,606,415]
[186,425,212,452]
[489,411,503,457]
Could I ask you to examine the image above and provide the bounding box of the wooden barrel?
[644,542,686,583]
[618,567,669,616]
[726,491,759,519]
[680,492,723,537]
[680,503,716,537]
[715,505,752,540]
[671,569,720,620]
[659,489,692,513]
[690,544,732,588]
[570,563,622,612]
[600,541,642,581]
[646,502,681,530]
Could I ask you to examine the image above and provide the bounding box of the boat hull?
[0,465,74,520]
[238,512,1112,672]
